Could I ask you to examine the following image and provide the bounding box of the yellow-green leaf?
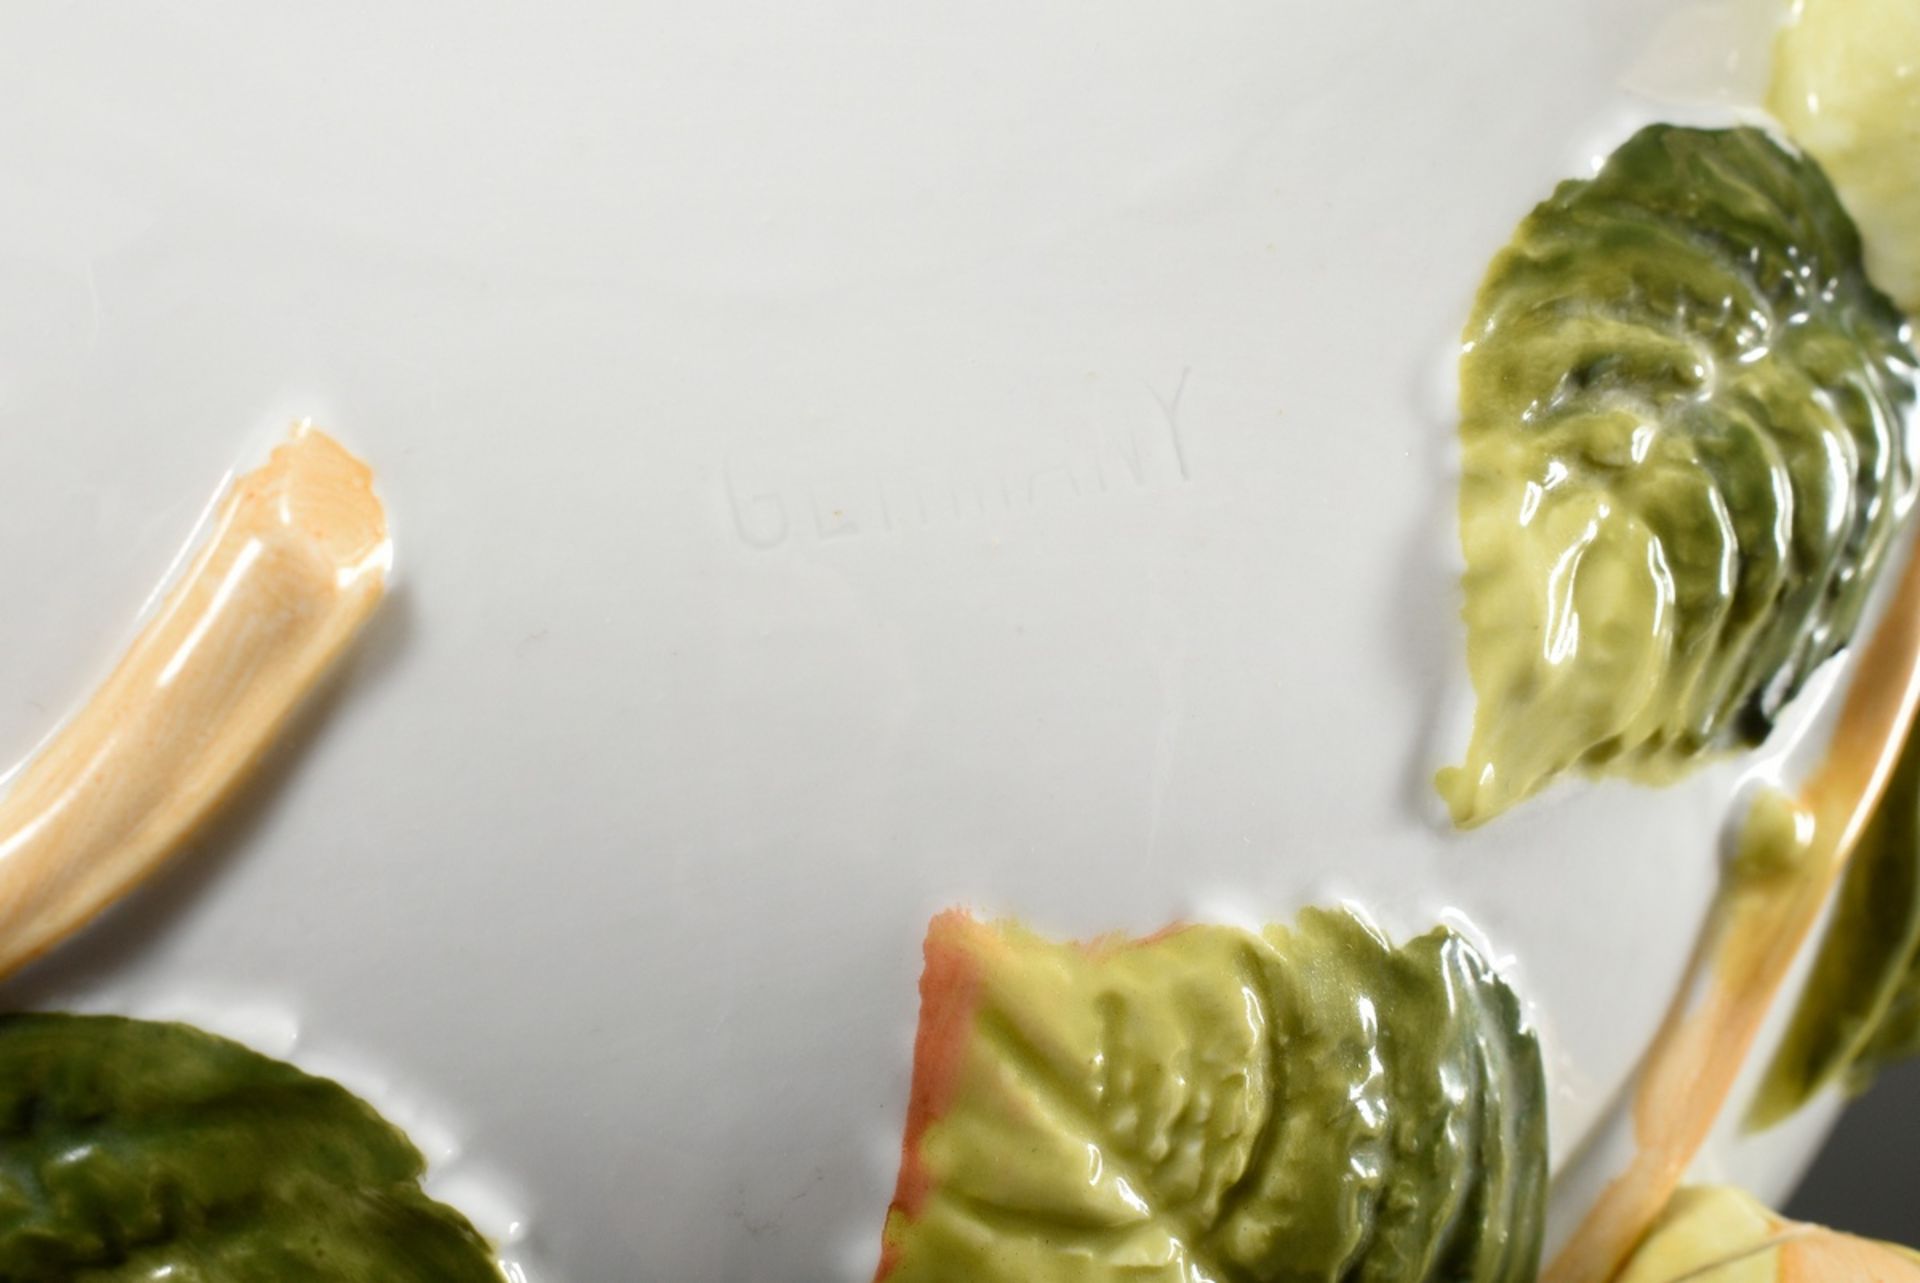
[1617,1187,1920,1283]
[1438,125,1918,827]
[876,909,1546,1283]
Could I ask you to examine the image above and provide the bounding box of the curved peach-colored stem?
[1546,532,1920,1283]
[0,425,388,978]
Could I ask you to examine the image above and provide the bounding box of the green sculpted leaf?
[0,1014,503,1282]
[875,909,1547,1283]
[1755,717,1920,1126]
[1438,124,1918,827]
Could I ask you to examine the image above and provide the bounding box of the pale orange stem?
[0,426,388,977]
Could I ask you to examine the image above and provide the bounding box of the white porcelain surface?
[0,1,1843,1278]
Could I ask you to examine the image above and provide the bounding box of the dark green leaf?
[1756,718,1920,1125]
[0,1014,503,1283]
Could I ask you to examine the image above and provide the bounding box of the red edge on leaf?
[1078,920,1190,958]
[876,909,987,1281]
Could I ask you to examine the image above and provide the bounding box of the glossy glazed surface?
[1443,125,1916,827]
[0,1,1858,1277]
[1617,1187,1920,1283]
[0,428,387,977]
[877,910,1545,1283]
[1757,702,1920,1124]
[1773,0,1920,315]
[0,1014,499,1281]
